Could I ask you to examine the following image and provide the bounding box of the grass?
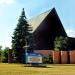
[0,63,75,75]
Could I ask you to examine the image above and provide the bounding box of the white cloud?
[66,29,75,37]
[0,0,15,4]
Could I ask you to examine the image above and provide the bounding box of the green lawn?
[0,63,75,75]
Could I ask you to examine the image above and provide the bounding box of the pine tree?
[12,8,32,63]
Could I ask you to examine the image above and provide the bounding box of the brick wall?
[70,51,75,64]
[53,51,60,64]
[34,50,53,57]
[61,51,68,64]
[33,50,75,64]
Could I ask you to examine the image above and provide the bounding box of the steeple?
[21,8,26,19]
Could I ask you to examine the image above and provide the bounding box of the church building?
[28,8,75,50]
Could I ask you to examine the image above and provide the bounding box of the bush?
[43,54,53,64]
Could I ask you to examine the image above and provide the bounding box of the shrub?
[43,54,53,64]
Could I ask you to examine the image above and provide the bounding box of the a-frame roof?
[28,9,52,32]
[28,8,67,36]
[28,8,75,50]
[28,8,67,50]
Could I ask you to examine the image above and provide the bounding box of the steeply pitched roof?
[28,8,67,50]
[28,9,52,32]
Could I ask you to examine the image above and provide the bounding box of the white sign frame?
[27,53,42,64]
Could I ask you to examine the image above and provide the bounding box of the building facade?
[29,8,75,50]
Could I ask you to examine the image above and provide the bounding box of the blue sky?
[0,0,75,49]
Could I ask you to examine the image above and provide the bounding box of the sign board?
[27,53,42,64]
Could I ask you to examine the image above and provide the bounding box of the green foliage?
[0,45,2,57]
[12,8,32,63]
[2,47,9,63]
[0,46,2,62]
[0,50,1,57]
[43,55,53,64]
[54,36,69,51]
[0,46,2,50]
[0,50,2,62]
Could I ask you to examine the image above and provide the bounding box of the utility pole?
[24,37,29,64]
[22,25,29,64]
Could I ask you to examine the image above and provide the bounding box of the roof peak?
[29,7,56,20]
[28,8,55,32]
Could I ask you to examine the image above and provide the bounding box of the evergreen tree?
[12,8,32,63]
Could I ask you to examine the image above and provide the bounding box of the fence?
[33,50,75,64]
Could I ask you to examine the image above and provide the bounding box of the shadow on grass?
[24,64,53,68]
